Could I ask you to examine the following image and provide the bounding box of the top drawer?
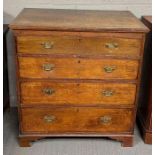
[16,33,142,57]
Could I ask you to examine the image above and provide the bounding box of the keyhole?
[76,83,80,86]
[75,108,79,113]
[78,38,82,42]
[78,60,81,63]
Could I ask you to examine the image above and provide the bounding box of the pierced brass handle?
[44,115,56,123]
[43,64,55,71]
[104,66,116,73]
[42,88,55,95]
[102,90,114,97]
[105,43,118,49]
[100,116,112,124]
[41,42,54,49]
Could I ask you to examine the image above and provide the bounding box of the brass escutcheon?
[42,88,55,95]
[100,116,112,124]
[104,66,116,73]
[41,42,54,49]
[44,115,56,123]
[102,90,114,97]
[43,64,55,71]
[105,43,118,49]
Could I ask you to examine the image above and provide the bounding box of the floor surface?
[3,108,152,155]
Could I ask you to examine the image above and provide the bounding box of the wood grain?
[9,9,148,147]
[20,107,133,133]
[17,34,142,57]
[4,108,151,150]
[20,81,136,106]
[9,9,148,32]
[18,57,139,80]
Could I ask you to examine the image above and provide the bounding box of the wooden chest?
[9,8,148,147]
[3,24,9,110]
[137,16,152,144]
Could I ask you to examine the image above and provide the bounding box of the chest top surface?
[142,16,152,24]
[10,8,148,32]
[142,16,152,29]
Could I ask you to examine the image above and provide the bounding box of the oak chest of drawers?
[10,8,148,147]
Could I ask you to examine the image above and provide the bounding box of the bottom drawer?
[20,107,133,134]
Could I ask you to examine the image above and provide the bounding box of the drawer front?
[21,107,133,133]
[19,57,139,80]
[17,35,141,57]
[20,81,136,106]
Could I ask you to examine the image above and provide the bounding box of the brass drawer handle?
[102,90,114,97]
[41,42,54,49]
[105,43,118,49]
[43,64,55,71]
[42,88,55,95]
[104,66,116,73]
[100,116,112,124]
[44,115,56,123]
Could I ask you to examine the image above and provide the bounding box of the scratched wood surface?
[4,108,152,154]
[20,81,136,106]
[17,34,142,57]
[20,107,133,133]
[18,57,139,80]
[9,9,148,147]
[9,8,148,32]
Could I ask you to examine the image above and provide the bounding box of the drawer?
[18,57,139,80]
[20,81,136,106]
[20,107,133,133]
[17,34,141,57]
